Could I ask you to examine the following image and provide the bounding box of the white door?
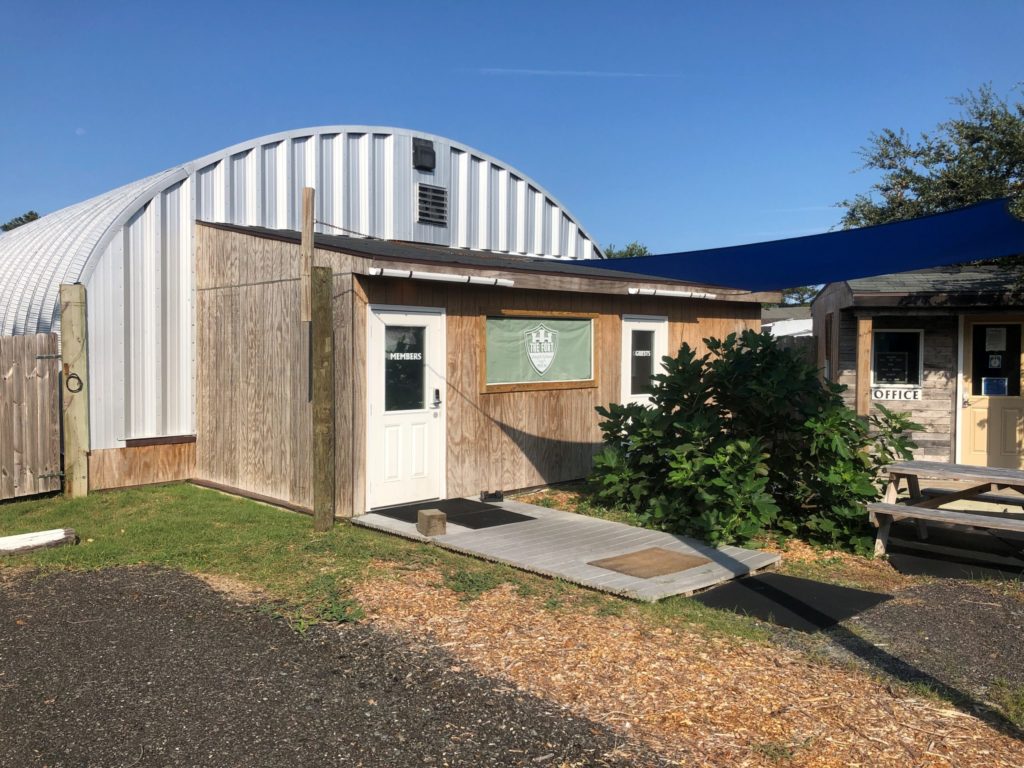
[621,315,668,405]
[367,307,446,509]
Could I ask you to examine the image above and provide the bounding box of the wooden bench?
[868,502,1024,534]
[872,461,1024,556]
[920,487,1024,509]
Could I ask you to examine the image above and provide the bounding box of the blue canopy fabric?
[598,198,1024,291]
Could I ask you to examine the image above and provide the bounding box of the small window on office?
[872,330,922,386]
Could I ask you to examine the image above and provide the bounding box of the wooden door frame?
[364,304,447,511]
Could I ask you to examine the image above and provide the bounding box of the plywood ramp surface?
[354,501,779,602]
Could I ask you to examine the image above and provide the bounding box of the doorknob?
[962,397,971,408]
[432,388,442,408]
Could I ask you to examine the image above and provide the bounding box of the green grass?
[991,679,1024,727]
[0,483,772,642]
[0,484,452,626]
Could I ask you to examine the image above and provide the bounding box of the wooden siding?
[89,443,196,491]
[354,276,760,508]
[194,226,316,509]
[195,224,761,517]
[0,333,61,500]
[836,312,958,461]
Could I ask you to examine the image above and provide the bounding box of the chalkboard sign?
[875,351,909,384]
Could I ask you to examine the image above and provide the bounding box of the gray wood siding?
[837,312,957,461]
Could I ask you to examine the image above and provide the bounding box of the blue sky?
[2,1,1021,252]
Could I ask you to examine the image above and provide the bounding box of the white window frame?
[621,314,668,404]
[871,328,924,388]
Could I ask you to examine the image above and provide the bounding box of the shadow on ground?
[693,560,1024,738]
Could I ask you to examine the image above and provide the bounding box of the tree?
[780,285,820,304]
[839,84,1024,227]
[1,211,40,232]
[603,241,650,259]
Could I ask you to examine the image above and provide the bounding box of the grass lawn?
[0,483,766,639]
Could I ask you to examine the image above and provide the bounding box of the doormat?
[588,547,711,579]
[373,498,535,530]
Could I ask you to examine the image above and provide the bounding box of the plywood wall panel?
[89,443,196,491]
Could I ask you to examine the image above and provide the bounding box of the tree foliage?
[1,211,40,232]
[603,241,650,259]
[591,331,919,555]
[840,84,1024,227]
[780,285,820,304]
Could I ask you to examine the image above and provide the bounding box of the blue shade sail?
[598,199,1024,291]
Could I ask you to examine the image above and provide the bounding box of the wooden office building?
[194,223,772,516]
[812,265,1024,469]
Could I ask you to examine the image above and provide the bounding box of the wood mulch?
[353,562,1024,767]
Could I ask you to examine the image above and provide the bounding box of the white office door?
[621,315,668,405]
[367,307,446,509]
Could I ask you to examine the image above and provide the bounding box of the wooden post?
[856,315,872,416]
[300,187,315,323]
[60,284,89,497]
[311,266,335,531]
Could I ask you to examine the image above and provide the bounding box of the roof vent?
[413,138,436,171]
[417,184,448,226]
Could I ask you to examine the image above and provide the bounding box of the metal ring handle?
[65,372,83,394]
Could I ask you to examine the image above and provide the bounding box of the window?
[629,330,656,395]
[972,324,1021,397]
[384,326,425,411]
[483,314,595,391]
[872,330,923,386]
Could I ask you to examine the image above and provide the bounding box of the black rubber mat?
[373,498,535,530]
[693,573,890,633]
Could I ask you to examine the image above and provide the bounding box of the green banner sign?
[486,317,593,384]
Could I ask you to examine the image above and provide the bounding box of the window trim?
[870,328,924,388]
[479,310,599,394]
[620,314,668,403]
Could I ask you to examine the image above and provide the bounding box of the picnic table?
[868,460,1024,556]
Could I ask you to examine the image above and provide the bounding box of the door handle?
[962,397,971,408]
[432,388,442,408]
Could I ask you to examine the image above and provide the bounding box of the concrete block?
[417,509,446,537]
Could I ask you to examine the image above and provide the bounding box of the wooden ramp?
[354,500,779,602]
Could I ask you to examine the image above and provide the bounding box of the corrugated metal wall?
[80,127,599,448]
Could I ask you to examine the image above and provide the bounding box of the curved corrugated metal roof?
[0,170,180,335]
[0,125,600,337]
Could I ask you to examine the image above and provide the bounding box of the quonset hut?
[0,126,772,511]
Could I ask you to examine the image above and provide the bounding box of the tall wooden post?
[300,187,315,323]
[311,266,336,531]
[60,284,89,497]
[856,315,873,416]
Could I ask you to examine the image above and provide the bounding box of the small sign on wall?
[872,387,922,401]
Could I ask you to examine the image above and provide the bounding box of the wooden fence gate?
[0,333,62,500]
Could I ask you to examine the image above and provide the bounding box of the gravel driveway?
[0,567,664,768]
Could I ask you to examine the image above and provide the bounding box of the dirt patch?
[353,564,1024,767]
[0,567,664,768]
[196,571,269,604]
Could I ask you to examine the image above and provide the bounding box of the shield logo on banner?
[524,323,558,375]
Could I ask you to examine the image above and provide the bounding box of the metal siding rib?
[0,125,601,451]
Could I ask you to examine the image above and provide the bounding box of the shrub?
[592,330,919,555]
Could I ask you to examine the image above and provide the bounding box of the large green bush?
[592,330,919,555]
